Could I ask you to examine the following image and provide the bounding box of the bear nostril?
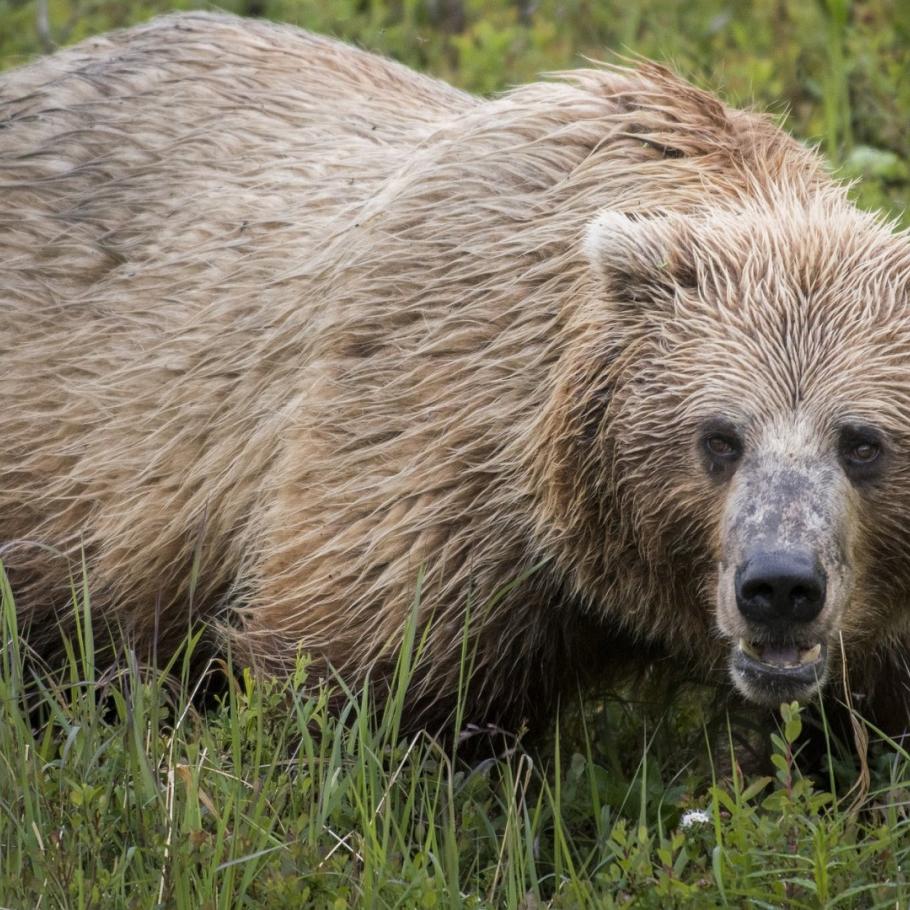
[735,551,827,627]
[741,580,773,608]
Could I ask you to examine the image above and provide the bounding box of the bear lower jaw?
[729,639,828,706]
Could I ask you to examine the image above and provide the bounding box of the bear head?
[536,196,910,709]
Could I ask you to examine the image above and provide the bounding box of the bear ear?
[583,210,697,309]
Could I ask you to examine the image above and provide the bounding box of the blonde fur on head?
[3,12,909,731]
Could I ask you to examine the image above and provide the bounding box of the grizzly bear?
[2,12,910,733]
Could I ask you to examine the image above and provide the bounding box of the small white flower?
[680,809,711,829]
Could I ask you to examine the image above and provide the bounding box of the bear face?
[578,199,910,708]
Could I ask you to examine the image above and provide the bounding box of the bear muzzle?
[726,549,829,702]
[715,455,853,706]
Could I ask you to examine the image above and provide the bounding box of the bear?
[2,12,910,734]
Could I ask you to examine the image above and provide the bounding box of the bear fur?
[3,12,910,731]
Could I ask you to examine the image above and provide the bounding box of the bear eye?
[700,423,743,477]
[705,436,738,458]
[839,425,884,481]
[848,441,879,464]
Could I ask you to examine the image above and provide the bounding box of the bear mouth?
[730,639,828,705]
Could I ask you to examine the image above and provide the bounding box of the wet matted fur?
[3,13,910,731]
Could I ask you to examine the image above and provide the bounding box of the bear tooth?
[738,638,761,659]
[799,643,822,665]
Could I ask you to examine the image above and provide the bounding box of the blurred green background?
[1,0,908,222]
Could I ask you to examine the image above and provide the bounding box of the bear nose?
[735,551,826,627]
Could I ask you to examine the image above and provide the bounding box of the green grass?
[3,568,910,908]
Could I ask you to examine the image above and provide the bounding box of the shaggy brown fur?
[3,13,910,730]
